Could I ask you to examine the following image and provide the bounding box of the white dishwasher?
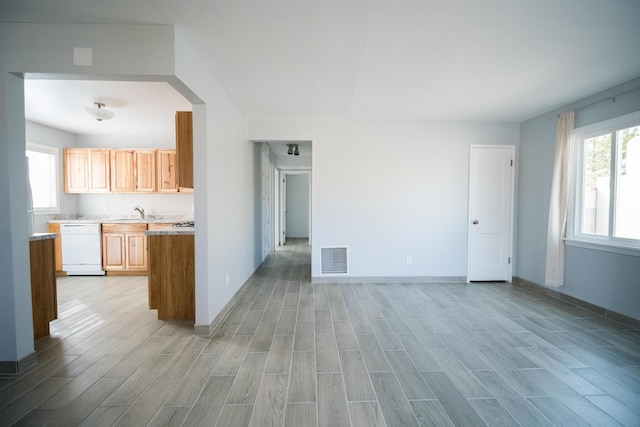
[60,223,106,275]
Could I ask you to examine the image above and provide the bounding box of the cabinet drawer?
[102,223,148,233]
[147,223,174,231]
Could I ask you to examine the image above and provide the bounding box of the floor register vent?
[320,246,348,275]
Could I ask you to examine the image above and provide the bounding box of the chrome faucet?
[134,206,145,219]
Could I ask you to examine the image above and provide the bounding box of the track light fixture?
[287,144,300,156]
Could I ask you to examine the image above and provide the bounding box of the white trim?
[565,238,640,257]
[568,110,640,249]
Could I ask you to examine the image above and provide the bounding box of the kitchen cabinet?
[148,234,194,320]
[89,149,111,192]
[64,146,191,194]
[135,150,156,192]
[111,149,157,193]
[156,149,178,193]
[47,223,64,274]
[110,149,135,192]
[64,148,89,192]
[147,223,174,231]
[64,148,111,193]
[176,111,194,191]
[29,235,58,340]
[102,223,148,273]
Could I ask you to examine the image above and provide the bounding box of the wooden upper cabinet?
[135,150,156,193]
[156,149,178,193]
[176,111,194,190]
[65,148,111,193]
[89,149,111,192]
[64,145,187,194]
[111,149,135,192]
[64,148,89,193]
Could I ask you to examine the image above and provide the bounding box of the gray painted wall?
[249,120,520,278]
[517,77,640,321]
[286,173,309,238]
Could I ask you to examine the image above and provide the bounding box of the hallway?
[1,239,639,426]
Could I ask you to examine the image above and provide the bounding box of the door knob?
[472,220,479,224]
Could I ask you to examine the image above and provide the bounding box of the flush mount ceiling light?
[84,102,115,121]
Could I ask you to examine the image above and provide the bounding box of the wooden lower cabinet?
[148,234,194,320]
[126,233,147,269]
[47,223,64,274]
[102,224,148,274]
[30,237,57,340]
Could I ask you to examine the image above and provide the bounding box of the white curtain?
[545,111,575,286]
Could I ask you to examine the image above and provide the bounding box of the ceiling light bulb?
[294,145,299,156]
[85,102,115,121]
[287,145,293,155]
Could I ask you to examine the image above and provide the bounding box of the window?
[26,142,59,214]
[570,111,640,253]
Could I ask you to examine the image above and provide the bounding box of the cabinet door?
[64,148,89,193]
[47,223,63,273]
[111,149,135,192]
[103,232,126,270]
[89,149,111,192]
[126,233,148,270]
[156,150,178,193]
[176,111,194,190]
[135,150,156,192]
[30,238,57,340]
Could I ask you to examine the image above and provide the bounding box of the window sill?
[565,238,640,257]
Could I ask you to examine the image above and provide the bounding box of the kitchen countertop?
[29,233,58,241]
[145,225,194,236]
[48,214,193,224]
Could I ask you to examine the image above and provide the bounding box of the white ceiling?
[3,0,640,125]
[24,79,192,136]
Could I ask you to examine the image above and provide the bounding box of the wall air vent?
[320,246,348,275]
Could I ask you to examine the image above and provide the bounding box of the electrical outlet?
[406,256,412,265]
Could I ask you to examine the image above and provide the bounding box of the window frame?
[567,110,640,257]
[26,142,60,215]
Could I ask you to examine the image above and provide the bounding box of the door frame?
[280,172,287,246]
[467,144,515,282]
[277,169,312,246]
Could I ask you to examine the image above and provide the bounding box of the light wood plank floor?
[2,238,640,426]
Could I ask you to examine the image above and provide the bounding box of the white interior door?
[467,145,514,281]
